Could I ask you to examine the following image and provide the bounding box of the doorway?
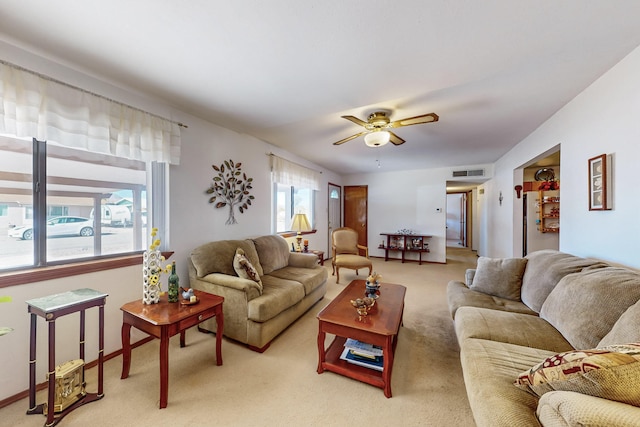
[521,150,560,256]
[446,192,468,247]
[327,183,341,255]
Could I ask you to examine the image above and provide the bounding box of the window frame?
[0,136,167,275]
[273,182,316,234]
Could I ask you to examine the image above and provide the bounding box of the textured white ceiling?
[1,1,640,174]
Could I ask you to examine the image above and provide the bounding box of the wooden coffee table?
[317,279,406,397]
[120,289,224,408]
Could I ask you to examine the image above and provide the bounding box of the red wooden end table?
[317,279,406,397]
[120,289,224,408]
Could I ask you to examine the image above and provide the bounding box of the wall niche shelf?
[538,190,560,233]
[379,233,432,265]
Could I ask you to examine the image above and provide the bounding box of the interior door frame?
[327,182,342,256]
[343,185,368,249]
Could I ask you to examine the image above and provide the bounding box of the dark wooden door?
[344,185,368,248]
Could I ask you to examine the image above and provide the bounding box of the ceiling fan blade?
[389,131,406,145]
[333,131,367,145]
[341,115,368,127]
[389,113,439,128]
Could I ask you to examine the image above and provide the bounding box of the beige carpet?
[2,248,477,427]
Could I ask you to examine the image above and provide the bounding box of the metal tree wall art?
[206,159,255,225]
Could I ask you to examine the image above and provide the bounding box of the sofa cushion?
[191,239,263,277]
[233,248,263,293]
[447,281,537,318]
[267,266,328,296]
[247,275,305,323]
[521,250,608,313]
[459,338,556,427]
[599,299,640,347]
[253,235,290,275]
[514,343,640,407]
[455,307,573,353]
[468,257,528,301]
[540,267,640,349]
[537,391,640,427]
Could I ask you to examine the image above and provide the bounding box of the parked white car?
[8,216,94,240]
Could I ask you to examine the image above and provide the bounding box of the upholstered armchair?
[331,227,372,284]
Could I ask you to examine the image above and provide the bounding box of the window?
[270,155,320,233]
[0,135,163,271]
[0,61,180,273]
[274,183,315,232]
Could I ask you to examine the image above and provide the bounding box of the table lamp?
[290,213,311,252]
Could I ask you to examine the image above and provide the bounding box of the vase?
[365,281,380,299]
[142,249,161,304]
[168,261,179,303]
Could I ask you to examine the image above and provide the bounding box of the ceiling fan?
[333,111,439,147]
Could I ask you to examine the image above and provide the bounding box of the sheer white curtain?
[0,62,181,164]
[270,155,320,190]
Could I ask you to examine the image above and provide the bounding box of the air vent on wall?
[452,169,485,177]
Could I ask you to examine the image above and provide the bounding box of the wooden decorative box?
[44,359,86,414]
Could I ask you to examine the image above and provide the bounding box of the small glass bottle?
[168,261,179,303]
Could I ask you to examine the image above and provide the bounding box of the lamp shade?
[364,130,390,147]
[290,213,311,233]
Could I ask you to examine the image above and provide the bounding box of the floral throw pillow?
[233,248,263,293]
[514,343,640,406]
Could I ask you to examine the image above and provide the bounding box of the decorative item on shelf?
[142,228,171,305]
[365,272,382,298]
[303,239,309,253]
[290,212,311,252]
[396,228,414,235]
[206,158,255,225]
[350,297,376,320]
[167,261,179,303]
[538,180,559,191]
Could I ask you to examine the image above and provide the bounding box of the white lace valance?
[270,155,320,190]
[0,61,181,164]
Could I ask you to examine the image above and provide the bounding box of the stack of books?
[339,338,383,371]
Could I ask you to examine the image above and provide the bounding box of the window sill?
[0,252,174,288]
[278,230,317,238]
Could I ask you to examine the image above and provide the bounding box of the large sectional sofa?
[188,235,327,352]
[447,250,640,427]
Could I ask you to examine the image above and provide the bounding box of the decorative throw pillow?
[514,343,640,406]
[469,257,528,301]
[233,248,263,293]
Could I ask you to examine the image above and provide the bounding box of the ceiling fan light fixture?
[364,130,390,147]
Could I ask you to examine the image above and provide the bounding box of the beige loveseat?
[188,235,327,352]
[447,250,640,427]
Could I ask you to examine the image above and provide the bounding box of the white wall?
[482,44,640,267]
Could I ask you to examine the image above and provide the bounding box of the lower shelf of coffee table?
[322,336,385,387]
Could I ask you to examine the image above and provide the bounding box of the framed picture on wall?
[588,154,612,210]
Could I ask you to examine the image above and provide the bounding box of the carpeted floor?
[2,248,478,426]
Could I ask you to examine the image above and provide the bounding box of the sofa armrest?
[537,390,640,427]
[288,252,319,268]
[465,269,476,287]
[198,273,261,298]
